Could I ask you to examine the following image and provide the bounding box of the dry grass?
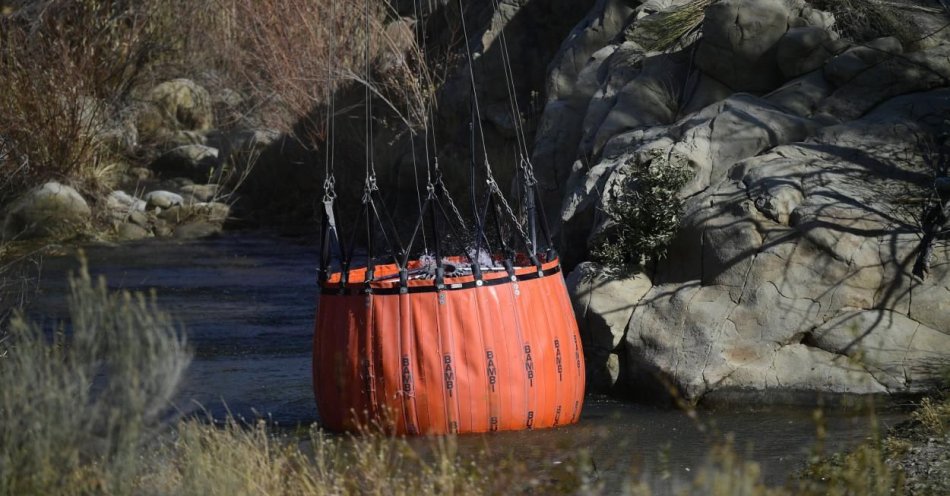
[913,397,950,436]
[1,258,945,495]
[140,421,493,496]
[812,0,921,49]
[629,0,711,53]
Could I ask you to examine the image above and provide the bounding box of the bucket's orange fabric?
[313,258,586,435]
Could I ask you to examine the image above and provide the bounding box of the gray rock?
[145,190,184,210]
[765,70,835,118]
[116,222,150,241]
[157,205,185,223]
[531,0,950,401]
[127,167,152,182]
[628,90,950,399]
[533,0,638,216]
[162,130,209,148]
[2,182,91,240]
[150,145,219,182]
[817,42,950,121]
[695,0,792,92]
[811,309,950,391]
[561,94,818,257]
[567,262,653,392]
[680,72,734,115]
[775,26,841,79]
[823,37,903,87]
[153,219,173,238]
[591,52,687,154]
[211,128,280,157]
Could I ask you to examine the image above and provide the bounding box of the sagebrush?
[0,256,190,495]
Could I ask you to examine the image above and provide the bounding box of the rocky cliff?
[543,0,950,400]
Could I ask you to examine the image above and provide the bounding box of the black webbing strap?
[427,190,445,289]
[532,182,557,260]
[524,180,538,256]
[364,195,375,285]
[369,188,405,268]
[520,158,549,269]
[342,201,369,289]
[318,198,346,283]
[338,184,408,290]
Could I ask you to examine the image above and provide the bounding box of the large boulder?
[540,0,950,401]
[817,41,950,121]
[566,262,652,393]
[775,26,844,79]
[2,182,91,240]
[575,88,950,401]
[533,0,648,218]
[694,0,793,92]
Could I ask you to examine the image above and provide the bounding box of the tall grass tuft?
[629,0,711,53]
[138,420,494,496]
[811,0,921,49]
[0,255,190,495]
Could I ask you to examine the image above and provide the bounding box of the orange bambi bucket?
[313,257,586,435]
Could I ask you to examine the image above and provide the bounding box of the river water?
[20,232,906,491]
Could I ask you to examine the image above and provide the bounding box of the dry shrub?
[627,0,711,53]
[0,0,433,209]
[812,0,920,49]
[0,256,190,495]
[0,22,109,201]
[233,0,433,144]
[0,0,248,205]
[0,1,175,203]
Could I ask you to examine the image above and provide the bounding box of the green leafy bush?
[593,151,693,270]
